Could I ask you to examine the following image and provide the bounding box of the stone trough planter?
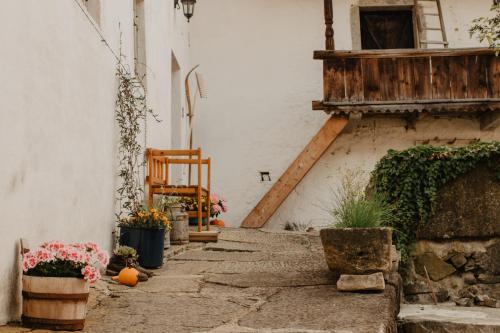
[320,227,393,275]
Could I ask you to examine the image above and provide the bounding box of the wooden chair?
[146,148,211,233]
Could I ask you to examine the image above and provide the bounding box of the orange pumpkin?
[112,267,139,287]
[211,219,225,228]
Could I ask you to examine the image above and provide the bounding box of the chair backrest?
[146,148,210,188]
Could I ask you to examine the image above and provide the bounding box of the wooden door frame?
[351,4,419,50]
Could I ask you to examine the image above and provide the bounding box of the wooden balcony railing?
[313,48,500,115]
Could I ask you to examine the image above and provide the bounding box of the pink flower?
[211,193,220,204]
[96,250,109,266]
[81,265,101,284]
[43,241,64,252]
[85,242,98,253]
[22,253,38,272]
[221,201,228,213]
[56,248,69,260]
[25,255,38,270]
[35,248,54,263]
[212,204,222,214]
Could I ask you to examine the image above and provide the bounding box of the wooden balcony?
[313,48,500,118]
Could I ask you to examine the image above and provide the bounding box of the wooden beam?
[324,0,334,50]
[189,231,219,243]
[314,47,495,60]
[480,111,500,130]
[241,116,348,229]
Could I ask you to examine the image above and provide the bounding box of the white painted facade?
[189,0,500,229]
[0,0,190,323]
[0,0,499,325]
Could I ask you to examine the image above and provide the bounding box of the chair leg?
[197,189,202,233]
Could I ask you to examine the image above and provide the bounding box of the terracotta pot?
[320,227,393,275]
[22,275,89,331]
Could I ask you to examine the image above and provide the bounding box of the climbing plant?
[115,56,158,221]
[469,4,500,54]
[370,141,500,266]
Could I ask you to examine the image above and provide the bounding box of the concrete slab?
[205,271,335,288]
[399,303,500,332]
[239,285,397,333]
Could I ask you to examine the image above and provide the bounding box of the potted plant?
[320,171,393,275]
[160,197,190,245]
[119,205,171,269]
[209,193,228,227]
[179,197,210,226]
[21,241,108,331]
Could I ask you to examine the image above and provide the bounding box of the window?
[360,9,415,49]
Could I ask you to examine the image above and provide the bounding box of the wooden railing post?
[324,0,334,50]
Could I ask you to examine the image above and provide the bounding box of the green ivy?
[370,141,500,266]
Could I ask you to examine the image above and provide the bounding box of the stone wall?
[405,163,500,308]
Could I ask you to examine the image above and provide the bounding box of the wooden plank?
[241,116,348,229]
[189,231,219,243]
[362,58,382,101]
[431,56,451,100]
[313,47,495,60]
[397,58,415,100]
[413,57,432,100]
[344,58,363,102]
[487,55,500,98]
[324,59,346,102]
[467,55,489,99]
[379,58,399,101]
[449,56,468,99]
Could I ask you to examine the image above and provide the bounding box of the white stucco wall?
[0,0,189,324]
[190,0,498,228]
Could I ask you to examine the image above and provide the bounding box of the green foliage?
[25,260,83,279]
[469,5,500,54]
[370,141,500,264]
[114,246,138,259]
[115,54,159,221]
[331,170,393,229]
[119,205,171,230]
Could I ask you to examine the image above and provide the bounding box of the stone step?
[398,303,500,332]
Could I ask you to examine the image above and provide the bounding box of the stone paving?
[1,228,398,333]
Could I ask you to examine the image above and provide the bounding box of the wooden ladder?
[241,116,348,229]
[414,0,448,48]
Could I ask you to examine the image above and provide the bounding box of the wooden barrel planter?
[22,275,89,331]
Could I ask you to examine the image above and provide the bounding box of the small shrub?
[331,170,392,229]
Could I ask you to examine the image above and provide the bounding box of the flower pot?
[22,275,89,331]
[188,216,208,226]
[119,226,165,269]
[320,227,393,275]
[170,215,189,245]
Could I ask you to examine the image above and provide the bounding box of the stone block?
[455,297,474,307]
[478,274,500,284]
[484,298,500,308]
[337,272,385,292]
[463,272,477,285]
[414,252,456,281]
[487,241,500,274]
[450,253,467,269]
[416,164,500,240]
[320,227,392,275]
